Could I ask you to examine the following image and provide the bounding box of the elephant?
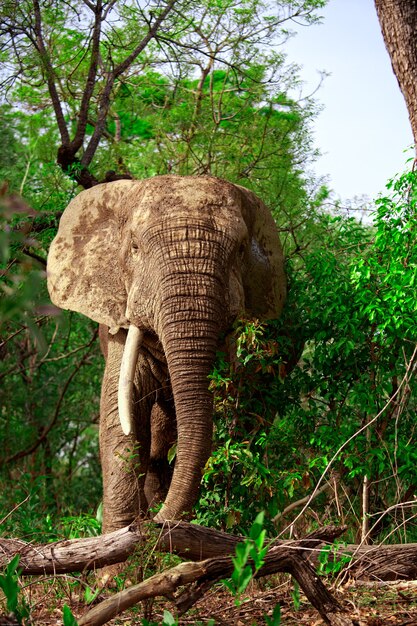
[47,175,286,533]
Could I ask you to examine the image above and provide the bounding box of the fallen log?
[342,542,417,581]
[2,520,417,626]
[0,521,345,575]
[1,521,417,582]
[0,523,357,626]
[77,544,353,626]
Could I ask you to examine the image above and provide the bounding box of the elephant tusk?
[118,324,143,436]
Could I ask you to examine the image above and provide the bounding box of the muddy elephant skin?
[47,175,286,531]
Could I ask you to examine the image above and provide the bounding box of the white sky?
[285,0,414,202]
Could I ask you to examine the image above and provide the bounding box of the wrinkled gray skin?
[47,175,286,532]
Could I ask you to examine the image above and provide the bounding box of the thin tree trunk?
[361,475,370,544]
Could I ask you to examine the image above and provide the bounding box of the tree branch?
[69,0,103,154]
[78,548,352,626]
[273,479,333,523]
[81,0,178,168]
[32,0,70,146]
[0,522,353,626]
[1,328,98,466]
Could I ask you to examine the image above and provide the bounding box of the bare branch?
[70,0,103,154]
[0,522,352,625]
[1,327,98,466]
[81,0,178,167]
[32,0,70,146]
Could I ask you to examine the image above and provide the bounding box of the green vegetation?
[0,0,416,623]
[222,511,268,602]
[0,556,30,624]
[203,172,417,540]
[0,0,326,541]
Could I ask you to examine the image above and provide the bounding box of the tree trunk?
[374,0,417,147]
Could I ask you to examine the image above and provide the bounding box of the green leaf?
[265,603,282,626]
[234,540,251,567]
[249,511,265,540]
[84,585,100,604]
[167,443,177,464]
[162,609,178,625]
[237,564,253,594]
[63,605,79,626]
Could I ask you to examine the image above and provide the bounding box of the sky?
[284,0,413,202]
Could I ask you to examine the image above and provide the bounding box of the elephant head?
[47,175,286,523]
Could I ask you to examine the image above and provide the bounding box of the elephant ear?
[47,181,137,328]
[238,186,287,320]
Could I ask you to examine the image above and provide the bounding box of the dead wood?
[0,522,357,626]
[78,546,354,626]
[1,520,417,582]
[3,520,417,625]
[0,524,144,575]
[0,521,345,575]
[340,542,417,581]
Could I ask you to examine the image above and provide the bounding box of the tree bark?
[374,0,417,148]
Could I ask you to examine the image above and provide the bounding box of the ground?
[8,576,417,625]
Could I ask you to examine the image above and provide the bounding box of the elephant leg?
[144,399,176,511]
[100,329,151,535]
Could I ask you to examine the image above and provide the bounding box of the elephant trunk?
[153,272,226,521]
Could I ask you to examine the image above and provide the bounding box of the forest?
[1,0,417,624]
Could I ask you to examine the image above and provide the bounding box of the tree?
[0,0,326,188]
[97,65,322,224]
[374,0,417,148]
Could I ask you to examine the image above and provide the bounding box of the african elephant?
[47,175,286,532]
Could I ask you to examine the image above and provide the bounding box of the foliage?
[0,556,30,624]
[199,168,417,541]
[221,512,283,623]
[198,312,306,531]
[103,66,321,214]
[2,0,416,623]
[0,0,328,545]
[63,605,79,626]
[0,189,48,328]
[0,0,326,187]
[222,511,268,602]
[0,308,102,540]
[0,155,102,540]
[317,542,351,577]
[289,171,417,538]
[264,603,282,626]
[58,513,101,539]
[291,581,301,611]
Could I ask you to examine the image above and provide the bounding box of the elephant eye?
[131,240,139,252]
[238,240,248,259]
